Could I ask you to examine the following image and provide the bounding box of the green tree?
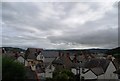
[2,56,26,81]
[53,69,75,81]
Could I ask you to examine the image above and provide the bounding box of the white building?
[16,55,28,66]
[71,59,119,80]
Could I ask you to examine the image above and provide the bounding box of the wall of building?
[98,62,118,79]
[83,70,97,79]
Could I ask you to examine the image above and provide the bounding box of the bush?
[53,69,75,81]
[46,77,53,81]
[2,56,26,81]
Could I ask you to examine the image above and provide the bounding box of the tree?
[2,56,26,81]
[53,69,75,81]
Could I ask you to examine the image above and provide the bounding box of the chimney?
[36,49,37,52]
[66,53,70,58]
[62,53,64,57]
[15,53,18,59]
[58,52,61,57]
[74,54,77,63]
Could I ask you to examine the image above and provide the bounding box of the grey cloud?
[2,2,118,49]
[47,4,118,48]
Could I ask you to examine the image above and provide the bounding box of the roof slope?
[83,59,110,76]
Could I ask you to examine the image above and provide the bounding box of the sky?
[1,1,119,49]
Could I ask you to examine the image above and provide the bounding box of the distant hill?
[106,47,120,55]
[43,48,109,56]
[1,47,112,55]
[88,49,109,54]
[2,47,26,53]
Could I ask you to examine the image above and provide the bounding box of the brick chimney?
[58,52,61,57]
[62,53,64,57]
[66,53,70,58]
[74,54,77,63]
[14,53,18,59]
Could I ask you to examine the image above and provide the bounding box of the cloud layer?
[2,2,118,49]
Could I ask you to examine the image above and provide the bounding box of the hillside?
[106,47,120,55]
[2,47,26,53]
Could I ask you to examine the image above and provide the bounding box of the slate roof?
[112,59,120,70]
[114,69,120,75]
[52,57,64,65]
[91,67,104,76]
[27,53,36,60]
[71,62,82,68]
[41,50,59,58]
[76,55,87,62]
[26,48,43,60]
[83,59,110,69]
[52,55,73,69]
[44,57,55,63]
[83,58,110,76]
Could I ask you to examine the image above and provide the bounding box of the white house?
[44,57,56,78]
[71,58,119,80]
[98,61,118,79]
[36,53,45,62]
[45,64,55,78]
[82,70,97,80]
[16,55,28,66]
[35,57,56,79]
[71,67,97,80]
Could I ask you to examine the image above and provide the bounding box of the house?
[98,61,118,79]
[44,57,56,78]
[35,57,56,79]
[44,62,55,78]
[36,52,45,62]
[114,68,120,79]
[26,48,43,60]
[52,53,73,70]
[70,57,119,80]
[25,48,56,79]
[16,55,28,66]
[25,48,43,67]
[78,58,119,80]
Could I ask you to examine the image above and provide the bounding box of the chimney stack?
[58,51,61,57]
[66,53,70,58]
[74,54,77,63]
[62,53,64,57]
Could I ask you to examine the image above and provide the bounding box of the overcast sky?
[2,2,118,49]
